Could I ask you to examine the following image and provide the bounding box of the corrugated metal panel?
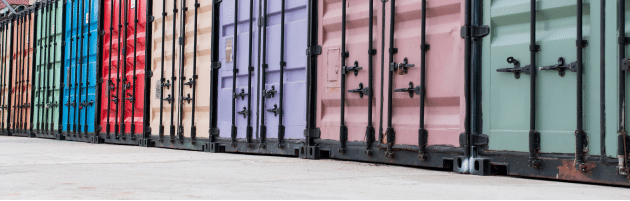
[62,0,99,137]
[100,0,146,144]
[33,0,63,138]
[211,0,308,155]
[0,20,12,134]
[148,0,211,149]
[8,10,34,136]
[314,0,465,169]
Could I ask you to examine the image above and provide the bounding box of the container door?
[101,0,129,137]
[385,0,465,149]
[10,12,34,135]
[35,0,64,134]
[120,0,146,136]
[317,0,381,148]
[261,0,308,146]
[217,0,258,144]
[81,0,99,133]
[63,0,80,133]
[0,22,11,131]
[173,0,212,142]
[482,1,597,155]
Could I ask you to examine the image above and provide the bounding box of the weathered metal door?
[9,11,34,136]
[100,0,146,144]
[34,0,64,138]
[63,0,99,138]
[0,21,12,134]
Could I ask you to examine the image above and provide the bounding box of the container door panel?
[482,0,595,154]
[217,0,258,140]
[0,22,10,131]
[263,0,307,140]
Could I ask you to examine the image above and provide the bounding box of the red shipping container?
[100,0,146,143]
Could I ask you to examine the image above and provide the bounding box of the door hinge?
[212,62,221,69]
[306,45,322,56]
[213,0,222,5]
[147,70,153,78]
[460,25,490,39]
[460,133,488,147]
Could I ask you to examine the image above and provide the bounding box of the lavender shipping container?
[308,0,468,170]
[206,0,308,155]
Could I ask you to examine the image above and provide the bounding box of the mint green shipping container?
[33,0,64,139]
[474,0,630,186]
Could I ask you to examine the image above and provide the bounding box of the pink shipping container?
[313,0,467,170]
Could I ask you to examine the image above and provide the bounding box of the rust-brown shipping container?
[7,8,35,137]
[0,18,12,135]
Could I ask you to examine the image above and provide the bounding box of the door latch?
[125,93,134,102]
[264,86,276,98]
[394,82,422,98]
[110,96,118,104]
[390,58,415,75]
[233,89,248,100]
[237,107,249,118]
[183,78,195,88]
[267,104,281,116]
[539,57,577,77]
[621,58,630,71]
[342,61,363,76]
[162,94,172,104]
[161,79,171,89]
[348,83,370,98]
[182,93,193,104]
[497,57,531,79]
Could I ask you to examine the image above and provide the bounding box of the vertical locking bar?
[209,0,221,142]
[230,0,239,145]
[106,0,115,136]
[619,0,629,173]
[58,0,66,134]
[0,22,6,131]
[73,0,81,133]
[339,0,348,151]
[418,0,428,159]
[365,0,375,151]
[189,0,199,140]
[246,0,254,146]
[575,0,586,167]
[130,0,139,137]
[255,0,262,145]
[47,0,56,132]
[259,0,268,147]
[66,0,74,133]
[176,0,187,141]
[36,2,46,132]
[6,16,14,134]
[385,0,396,157]
[169,0,178,140]
[85,0,93,135]
[158,0,167,139]
[120,0,130,137]
[78,0,86,133]
[378,0,387,144]
[143,0,154,139]
[27,7,36,134]
[278,0,286,146]
[528,0,540,168]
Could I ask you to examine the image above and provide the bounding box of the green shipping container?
[33,0,64,138]
[475,0,630,186]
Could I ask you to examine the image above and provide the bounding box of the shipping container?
[62,0,100,141]
[33,0,64,139]
[305,0,468,170]
[8,7,35,137]
[99,0,147,145]
[0,19,12,135]
[204,0,309,155]
[474,0,630,186]
[145,0,211,149]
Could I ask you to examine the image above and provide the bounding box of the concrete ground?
[0,136,629,200]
